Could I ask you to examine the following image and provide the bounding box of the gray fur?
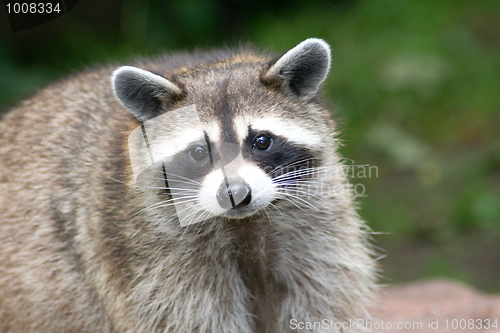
[0,39,377,332]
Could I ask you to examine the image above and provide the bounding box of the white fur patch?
[197,159,276,217]
[233,116,249,145]
[236,162,276,209]
[198,168,227,215]
[149,128,204,162]
[204,122,222,144]
[150,121,220,163]
[238,116,323,147]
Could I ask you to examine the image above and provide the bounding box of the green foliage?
[1,0,499,291]
[250,0,500,291]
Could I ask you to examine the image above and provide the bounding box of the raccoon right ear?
[111,66,183,122]
[262,38,331,100]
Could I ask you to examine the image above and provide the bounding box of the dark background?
[1,0,499,292]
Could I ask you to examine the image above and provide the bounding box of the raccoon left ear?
[262,38,331,99]
[111,66,184,122]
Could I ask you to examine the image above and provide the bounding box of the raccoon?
[0,38,377,332]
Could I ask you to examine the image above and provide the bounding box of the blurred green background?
[1,0,499,291]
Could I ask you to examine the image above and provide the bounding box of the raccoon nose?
[216,179,252,210]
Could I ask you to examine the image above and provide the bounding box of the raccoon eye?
[189,146,209,161]
[253,134,272,150]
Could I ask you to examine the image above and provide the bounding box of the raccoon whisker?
[162,191,197,197]
[268,156,317,172]
[288,184,320,192]
[148,176,203,187]
[274,177,320,187]
[166,196,200,206]
[272,174,314,185]
[276,176,319,184]
[161,195,200,206]
[276,179,331,195]
[266,203,287,220]
[101,174,143,188]
[104,170,208,190]
[273,177,319,190]
[314,165,356,178]
[186,211,212,237]
[279,177,319,184]
[268,157,319,177]
[266,203,315,226]
[132,185,168,190]
[177,210,198,228]
[284,191,328,210]
[262,207,274,222]
[133,196,199,216]
[164,179,203,188]
[278,192,319,211]
[118,177,201,190]
[184,210,214,236]
[189,209,209,225]
[176,204,201,219]
[161,192,201,207]
[178,206,212,231]
[277,195,309,212]
[278,184,324,200]
[272,168,320,181]
[173,201,206,220]
[162,187,200,193]
[273,164,348,181]
[195,210,214,228]
[273,178,309,189]
[134,202,188,217]
[139,171,204,187]
[272,171,311,181]
[314,165,342,171]
[138,201,200,219]
[134,185,199,192]
[163,173,205,186]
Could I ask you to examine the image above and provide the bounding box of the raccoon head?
[112,38,333,226]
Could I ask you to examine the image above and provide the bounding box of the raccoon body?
[0,39,376,332]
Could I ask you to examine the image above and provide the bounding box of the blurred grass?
[1,0,499,291]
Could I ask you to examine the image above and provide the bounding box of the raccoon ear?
[111,66,183,122]
[262,38,331,99]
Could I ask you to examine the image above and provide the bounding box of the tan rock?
[369,279,500,333]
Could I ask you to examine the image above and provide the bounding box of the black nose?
[216,179,252,210]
